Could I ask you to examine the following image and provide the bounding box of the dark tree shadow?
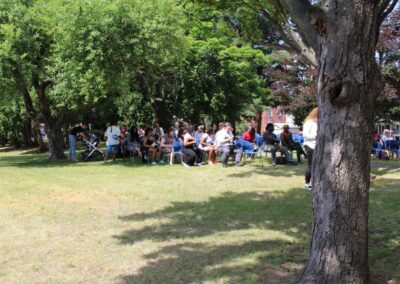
[0,154,87,168]
[115,191,311,245]
[115,190,312,283]
[119,241,308,284]
[115,181,400,284]
[369,177,400,283]
[226,165,304,178]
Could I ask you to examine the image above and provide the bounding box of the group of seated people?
[137,122,241,167]
[257,123,306,166]
[373,129,399,160]
[103,120,308,167]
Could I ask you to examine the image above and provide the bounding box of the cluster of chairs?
[238,133,305,166]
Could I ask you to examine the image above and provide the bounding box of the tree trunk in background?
[152,100,170,129]
[22,118,34,147]
[256,111,262,134]
[35,84,66,160]
[18,75,48,152]
[152,84,171,129]
[45,122,66,160]
[11,130,21,149]
[296,2,381,283]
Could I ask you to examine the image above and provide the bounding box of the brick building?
[260,107,299,134]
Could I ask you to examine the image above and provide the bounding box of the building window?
[267,108,272,118]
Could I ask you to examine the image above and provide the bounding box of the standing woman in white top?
[303,108,318,190]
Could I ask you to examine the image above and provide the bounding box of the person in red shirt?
[242,127,256,143]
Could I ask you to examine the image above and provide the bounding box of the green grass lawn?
[0,150,399,284]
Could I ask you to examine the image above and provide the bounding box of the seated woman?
[242,127,256,143]
[160,127,175,165]
[184,126,205,165]
[200,126,217,165]
[178,127,197,167]
[372,130,384,159]
[242,126,259,152]
[280,124,306,163]
[143,128,160,165]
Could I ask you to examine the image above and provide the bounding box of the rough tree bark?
[279,0,388,283]
[34,83,66,160]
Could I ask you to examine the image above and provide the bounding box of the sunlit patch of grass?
[0,151,398,283]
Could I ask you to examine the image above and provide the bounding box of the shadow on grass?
[115,190,312,283]
[115,191,311,244]
[120,241,307,284]
[0,153,84,168]
[0,151,152,169]
[369,177,400,282]
[226,164,304,178]
[116,182,400,284]
[371,167,400,177]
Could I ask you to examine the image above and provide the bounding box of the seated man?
[280,124,306,163]
[215,122,243,168]
[263,123,294,166]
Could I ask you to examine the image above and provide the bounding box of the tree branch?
[60,93,120,123]
[378,0,399,25]
[281,0,322,52]
[258,3,318,66]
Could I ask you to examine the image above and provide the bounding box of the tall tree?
[125,0,187,128]
[277,1,398,282]
[0,0,138,159]
[200,0,399,282]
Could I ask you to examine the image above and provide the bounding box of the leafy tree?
[201,0,400,282]
[177,3,285,127]
[180,38,272,126]
[120,0,188,128]
[0,0,142,159]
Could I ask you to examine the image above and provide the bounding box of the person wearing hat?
[280,124,306,163]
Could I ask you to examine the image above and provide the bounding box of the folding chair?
[240,139,263,166]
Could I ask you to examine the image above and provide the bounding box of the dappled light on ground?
[0,152,398,283]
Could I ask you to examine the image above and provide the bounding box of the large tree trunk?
[46,122,66,161]
[22,118,34,147]
[35,83,66,160]
[296,2,381,283]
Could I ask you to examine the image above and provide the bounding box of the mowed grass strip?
[0,151,398,284]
